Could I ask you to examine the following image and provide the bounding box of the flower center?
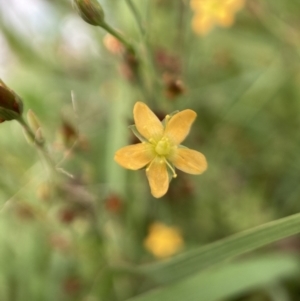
[155,137,171,156]
[147,137,177,179]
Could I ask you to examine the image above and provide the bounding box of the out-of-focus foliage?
[1,0,300,300]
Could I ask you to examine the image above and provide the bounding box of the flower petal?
[192,15,214,35]
[227,0,245,11]
[133,102,164,141]
[215,10,234,27]
[172,148,207,175]
[114,143,153,170]
[146,159,169,198]
[190,0,201,11]
[165,109,197,145]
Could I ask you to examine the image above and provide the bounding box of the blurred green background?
[1,0,300,300]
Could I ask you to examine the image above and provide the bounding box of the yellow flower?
[114,102,207,198]
[190,0,245,35]
[144,222,184,259]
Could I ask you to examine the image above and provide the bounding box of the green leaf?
[127,254,298,301]
[135,212,300,284]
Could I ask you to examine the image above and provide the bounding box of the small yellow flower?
[114,102,207,198]
[190,0,245,35]
[144,222,184,259]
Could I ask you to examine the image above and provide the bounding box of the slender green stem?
[17,116,56,174]
[101,21,155,103]
[125,0,145,37]
[124,0,160,106]
[19,115,106,245]
[18,116,42,146]
[101,22,135,54]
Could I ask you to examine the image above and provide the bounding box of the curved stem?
[124,0,160,106]
[101,22,135,54]
[124,0,145,37]
[17,116,56,174]
[101,21,155,103]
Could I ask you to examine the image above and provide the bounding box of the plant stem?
[101,22,135,54]
[124,0,160,106]
[17,116,56,174]
[125,0,145,37]
[101,20,155,103]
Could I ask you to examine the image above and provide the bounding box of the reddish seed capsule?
[0,79,23,122]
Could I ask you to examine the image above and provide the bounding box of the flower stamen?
[146,156,158,172]
[164,158,177,178]
[149,138,156,144]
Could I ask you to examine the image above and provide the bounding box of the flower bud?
[0,79,23,122]
[162,73,185,100]
[60,118,78,147]
[73,0,105,26]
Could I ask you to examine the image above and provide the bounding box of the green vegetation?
[1,0,300,300]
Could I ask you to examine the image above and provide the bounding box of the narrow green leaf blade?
[136,212,300,283]
[129,255,298,301]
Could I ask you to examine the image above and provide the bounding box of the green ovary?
[155,138,171,156]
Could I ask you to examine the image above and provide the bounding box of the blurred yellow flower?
[144,222,184,258]
[190,0,245,35]
[114,102,207,198]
